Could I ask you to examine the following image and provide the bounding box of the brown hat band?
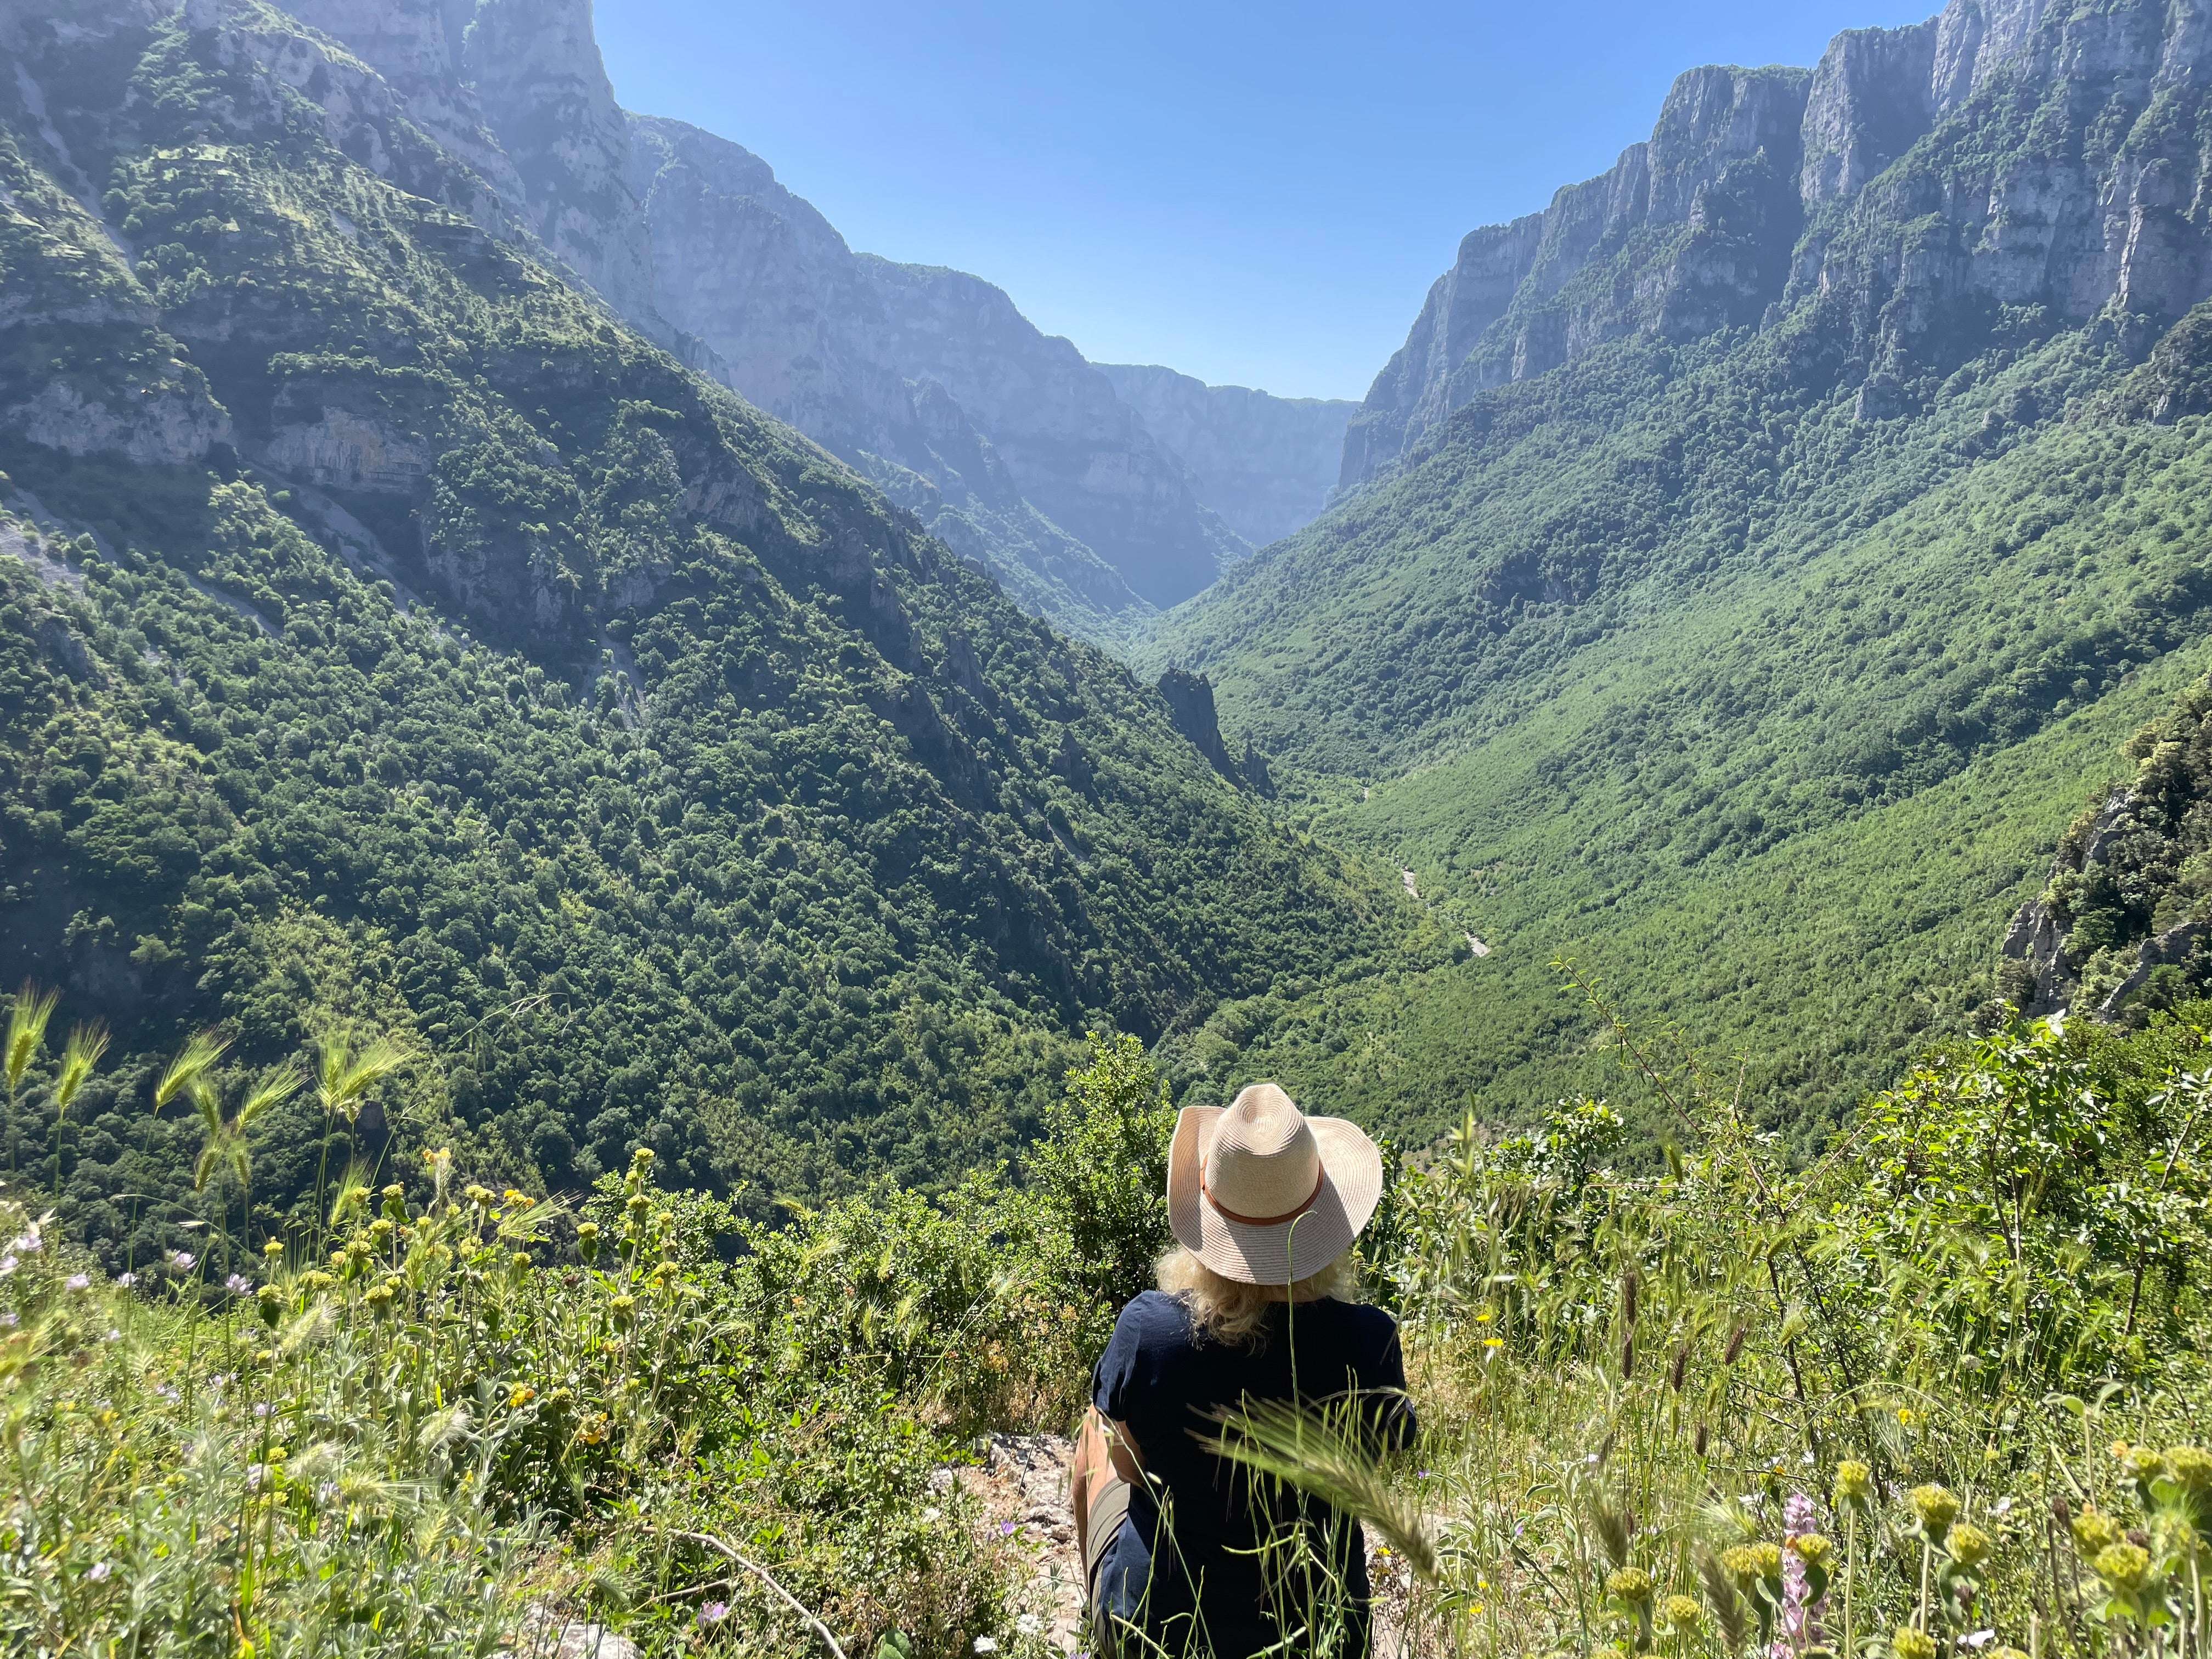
[1200,1164,1325,1228]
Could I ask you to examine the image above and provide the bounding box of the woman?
[1071,1082,1414,1658]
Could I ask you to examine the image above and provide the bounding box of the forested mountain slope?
[0,0,1436,1263]
[1151,0,2212,1141]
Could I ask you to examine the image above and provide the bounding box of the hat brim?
[1167,1104,1383,1286]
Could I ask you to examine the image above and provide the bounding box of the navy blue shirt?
[1090,1290,1413,1658]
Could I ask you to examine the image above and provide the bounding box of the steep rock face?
[280,0,527,204]
[287,0,668,339]
[1340,0,2192,492]
[860,258,1245,610]
[457,0,661,332]
[626,115,1147,633]
[1799,0,2212,368]
[1344,63,1814,486]
[627,116,914,465]
[628,113,1243,614]
[1094,364,1354,546]
[1798,21,1941,204]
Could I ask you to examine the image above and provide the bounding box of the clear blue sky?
[597,1,1937,402]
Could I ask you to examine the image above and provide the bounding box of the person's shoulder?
[1115,1289,1195,1344]
[1318,1297,1401,1350]
[1099,1290,1197,1384]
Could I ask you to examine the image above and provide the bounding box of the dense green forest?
[1151,0,2212,1141]
[0,0,1440,1266]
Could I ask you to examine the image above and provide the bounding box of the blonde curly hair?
[1156,1245,1361,1347]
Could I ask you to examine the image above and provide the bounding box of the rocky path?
[944,1434,1426,1657]
[940,1433,1086,1653]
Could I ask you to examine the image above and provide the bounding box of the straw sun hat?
[1167,1082,1383,1285]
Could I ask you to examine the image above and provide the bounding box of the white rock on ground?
[500,1606,640,1659]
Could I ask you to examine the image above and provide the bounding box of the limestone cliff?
[859,257,1245,610]
[625,115,1148,634]
[280,0,527,205]
[1094,364,1353,547]
[1344,62,1814,487]
[284,0,674,344]
[459,0,662,336]
[1341,0,2207,491]
[628,115,1249,617]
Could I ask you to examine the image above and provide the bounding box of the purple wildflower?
[115,1271,137,1288]
[697,1602,729,1626]
[0,1255,16,1276]
[225,1273,251,1294]
[87,1561,111,1582]
[168,1251,196,1272]
[1775,1491,1824,1657]
[65,1272,89,1291]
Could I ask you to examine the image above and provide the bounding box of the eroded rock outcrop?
[1997,678,2212,1023]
